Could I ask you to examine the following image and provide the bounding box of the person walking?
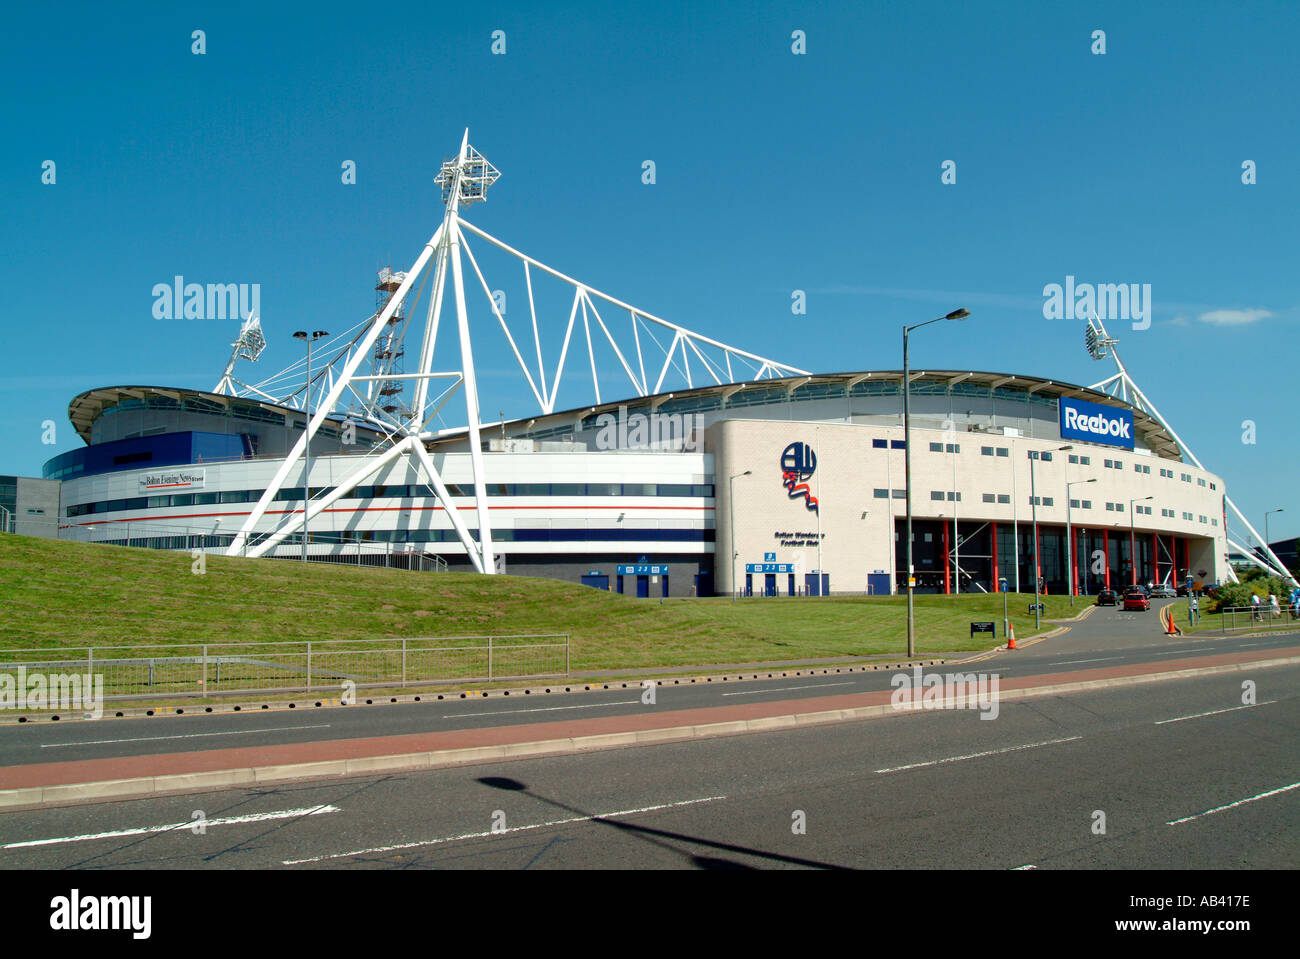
[1251,592,1262,622]
[1269,592,1280,619]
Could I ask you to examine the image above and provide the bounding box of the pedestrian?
[1189,593,1199,626]
[1251,592,1262,622]
[1269,593,1280,619]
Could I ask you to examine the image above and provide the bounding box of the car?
[1096,588,1121,606]
[1123,589,1151,611]
[1150,584,1176,598]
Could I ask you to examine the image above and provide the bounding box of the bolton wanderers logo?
[780,442,818,512]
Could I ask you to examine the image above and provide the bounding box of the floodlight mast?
[1084,315,1296,590]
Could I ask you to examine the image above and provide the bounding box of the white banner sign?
[139,469,206,492]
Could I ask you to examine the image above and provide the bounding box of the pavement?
[1,602,1297,815]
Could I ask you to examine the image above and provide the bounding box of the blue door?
[764,573,776,596]
[636,575,649,598]
[581,574,608,591]
[661,575,669,598]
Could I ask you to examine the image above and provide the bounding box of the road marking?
[281,794,728,865]
[1154,701,1277,725]
[2,804,339,849]
[1054,656,1122,665]
[1167,781,1300,826]
[874,737,1082,774]
[444,700,639,718]
[40,724,332,748]
[1011,864,1038,870]
[722,682,853,697]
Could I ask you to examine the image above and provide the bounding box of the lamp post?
[1066,477,1097,606]
[1129,495,1153,587]
[1265,508,1284,559]
[904,308,970,657]
[293,330,330,562]
[1028,444,1071,629]
[729,470,751,602]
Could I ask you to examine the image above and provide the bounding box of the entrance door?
[581,574,609,591]
[661,575,669,598]
[636,575,649,598]
[764,573,776,596]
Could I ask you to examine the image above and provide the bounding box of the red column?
[1103,529,1110,588]
[942,520,951,594]
[991,521,999,591]
[1152,532,1160,585]
[1036,525,1043,592]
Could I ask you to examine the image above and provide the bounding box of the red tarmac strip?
[1,646,1294,792]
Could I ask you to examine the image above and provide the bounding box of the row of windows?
[1068,454,1091,465]
[929,442,960,453]
[65,482,716,517]
[80,527,715,548]
[871,439,908,450]
[872,489,908,499]
[930,491,962,501]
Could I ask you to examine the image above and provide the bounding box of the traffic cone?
[1007,621,1018,650]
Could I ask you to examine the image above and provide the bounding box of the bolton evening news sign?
[1058,397,1134,450]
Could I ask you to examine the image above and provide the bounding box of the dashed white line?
[1167,781,1300,826]
[1154,701,1277,725]
[722,682,853,697]
[1054,657,1121,665]
[2,805,340,849]
[874,736,1082,774]
[40,724,332,748]
[281,794,728,864]
[444,700,639,718]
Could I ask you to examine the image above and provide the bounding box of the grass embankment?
[0,535,1081,669]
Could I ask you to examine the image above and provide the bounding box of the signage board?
[617,564,668,575]
[139,469,205,491]
[746,563,794,574]
[1058,396,1134,450]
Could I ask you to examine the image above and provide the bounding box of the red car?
[1122,589,1151,611]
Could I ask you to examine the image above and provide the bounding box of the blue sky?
[2,1,1296,541]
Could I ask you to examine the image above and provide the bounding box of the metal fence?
[1218,605,1300,632]
[0,634,569,703]
[59,520,449,572]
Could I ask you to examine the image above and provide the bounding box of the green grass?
[0,534,1086,671]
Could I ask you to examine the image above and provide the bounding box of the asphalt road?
[0,605,1295,767]
[2,664,1295,869]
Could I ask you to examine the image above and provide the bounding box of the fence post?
[402,638,407,686]
[87,647,93,687]
[488,636,493,682]
[306,641,312,693]
[202,644,208,695]
[565,634,570,677]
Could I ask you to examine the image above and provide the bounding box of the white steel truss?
[1085,315,1297,589]
[225,130,807,569]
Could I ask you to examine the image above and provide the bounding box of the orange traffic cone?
[1007,622,1018,650]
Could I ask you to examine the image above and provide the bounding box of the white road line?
[1154,701,1277,725]
[722,682,853,697]
[874,736,1082,774]
[281,794,728,865]
[2,804,339,849]
[40,724,332,748]
[1167,781,1300,826]
[1011,864,1038,870]
[1054,657,1122,665]
[444,700,639,718]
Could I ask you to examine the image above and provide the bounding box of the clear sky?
[2,1,1296,542]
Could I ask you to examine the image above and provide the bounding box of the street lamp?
[904,308,969,657]
[1066,477,1097,606]
[1265,508,1284,556]
[1129,495,1153,587]
[1028,444,1072,629]
[729,470,752,602]
[293,330,331,562]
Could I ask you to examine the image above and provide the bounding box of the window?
[1181,473,1192,482]
[931,491,945,501]
[997,494,1010,504]
[1080,500,1091,510]
[946,443,960,453]
[1070,498,1080,509]
[1197,478,1207,487]
[982,493,995,503]
[872,439,887,449]
[1106,502,1115,511]
[1134,463,1150,474]
[1210,482,1217,490]
[891,440,906,450]
[947,491,961,501]
[892,489,906,499]
[996,447,1009,457]
[1182,511,1193,520]
[1159,468,1173,478]
[874,489,889,499]
[929,442,944,453]
[1104,459,1112,469]
[981,446,994,456]
[1079,455,1090,465]
[1029,496,1053,506]
[1069,454,1078,464]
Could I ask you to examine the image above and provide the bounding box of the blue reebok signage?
[1058,396,1134,450]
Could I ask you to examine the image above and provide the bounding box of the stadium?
[43,134,1289,597]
